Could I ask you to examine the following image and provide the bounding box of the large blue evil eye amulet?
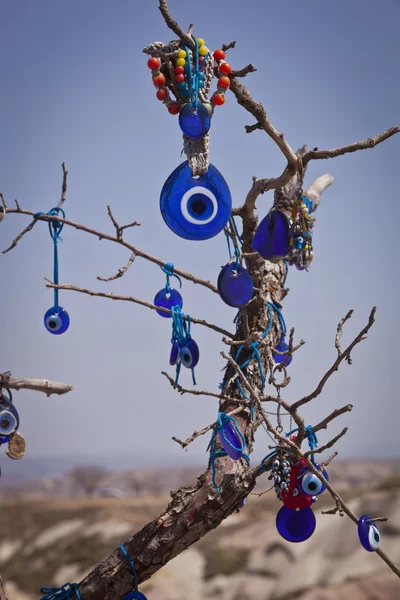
[154,288,183,318]
[179,338,200,368]
[217,264,254,308]
[44,306,70,335]
[273,339,292,366]
[160,161,232,241]
[0,392,19,444]
[358,514,381,552]
[252,209,290,260]
[298,465,328,497]
[276,505,316,543]
[179,102,211,139]
[218,420,243,460]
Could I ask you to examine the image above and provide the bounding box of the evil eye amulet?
[170,339,180,365]
[218,420,243,460]
[179,102,211,139]
[217,264,254,307]
[298,465,328,497]
[154,288,183,318]
[273,340,292,366]
[358,514,381,552]
[179,338,199,368]
[160,161,232,241]
[276,505,316,543]
[0,392,19,443]
[252,209,290,260]
[44,306,70,334]
[123,593,148,600]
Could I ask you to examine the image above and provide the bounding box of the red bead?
[168,102,181,115]
[213,49,226,62]
[212,93,225,106]
[218,76,231,89]
[175,66,184,74]
[153,73,166,87]
[156,88,168,101]
[219,62,232,75]
[175,73,185,83]
[147,57,161,70]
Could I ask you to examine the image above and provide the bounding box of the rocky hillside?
[0,476,399,599]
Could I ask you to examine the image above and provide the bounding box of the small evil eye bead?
[0,409,18,439]
[179,102,211,139]
[44,306,70,335]
[272,459,280,469]
[294,236,304,249]
[179,338,200,368]
[358,515,381,552]
[298,466,328,497]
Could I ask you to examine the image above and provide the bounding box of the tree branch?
[97,253,136,282]
[161,371,247,404]
[1,372,72,396]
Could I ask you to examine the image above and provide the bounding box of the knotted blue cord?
[267,301,286,341]
[40,583,81,600]
[34,207,65,309]
[285,425,318,464]
[283,260,289,285]
[183,39,211,108]
[160,262,182,292]
[301,195,314,213]
[119,544,139,597]
[209,413,250,492]
[171,307,196,385]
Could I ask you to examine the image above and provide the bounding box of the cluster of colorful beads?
[268,456,291,500]
[211,48,232,106]
[147,55,181,116]
[286,197,315,270]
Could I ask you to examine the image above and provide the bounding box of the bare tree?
[1,1,399,598]
[68,465,108,497]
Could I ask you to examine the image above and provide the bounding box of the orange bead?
[175,65,184,74]
[218,76,231,89]
[212,93,225,106]
[153,73,166,87]
[156,88,168,101]
[219,62,232,75]
[168,102,181,115]
[213,49,226,62]
[175,73,185,83]
[147,57,161,70]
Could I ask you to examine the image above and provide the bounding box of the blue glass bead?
[218,420,243,460]
[179,338,199,368]
[252,210,290,260]
[298,465,328,497]
[154,287,183,318]
[276,505,316,543]
[179,102,211,139]
[0,392,19,442]
[180,88,189,98]
[44,306,70,335]
[358,514,381,552]
[217,263,254,308]
[273,340,292,366]
[177,82,187,90]
[123,592,148,600]
[160,161,232,241]
[170,340,180,365]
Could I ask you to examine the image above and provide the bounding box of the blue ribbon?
[183,39,210,107]
[160,262,182,292]
[34,206,65,309]
[301,195,314,213]
[170,307,196,385]
[209,413,250,492]
[119,544,139,597]
[40,583,81,600]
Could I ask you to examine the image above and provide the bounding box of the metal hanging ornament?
[286,195,315,271]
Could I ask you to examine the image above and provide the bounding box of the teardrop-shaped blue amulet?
[276,505,316,543]
[358,514,381,552]
[44,306,70,335]
[217,264,254,308]
[154,288,183,318]
[160,161,232,241]
[298,465,328,497]
[179,338,199,368]
[252,210,290,260]
[123,592,148,600]
[179,102,211,139]
[273,340,292,366]
[218,421,243,460]
[0,392,19,444]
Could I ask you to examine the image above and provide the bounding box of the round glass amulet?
[276,505,316,543]
[217,264,254,308]
[160,161,232,241]
[252,209,290,260]
[218,420,243,460]
[273,340,292,366]
[154,287,183,318]
[44,306,70,335]
[179,102,211,139]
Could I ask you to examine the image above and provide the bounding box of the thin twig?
[335,309,353,356]
[312,405,353,433]
[161,371,247,404]
[1,373,72,396]
[303,427,348,458]
[231,64,257,78]
[222,40,236,52]
[97,253,136,282]
[172,406,245,449]
[58,162,68,207]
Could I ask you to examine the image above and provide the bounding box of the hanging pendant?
[154,288,183,318]
[273,339,292,366]
[252,209,290,260]
[123,592,148,600]
[298,465,328,497]
[358,514,381,552]
[0,392,19,445]
[217,263,254,307]
[169,339,180,365]
[160,161,232,241]
[179,102,211,139]
[218,420,243,460]
[44,306,70,335]
[276,505,316,543]
[179,338,200,368]
[281,462,313,510]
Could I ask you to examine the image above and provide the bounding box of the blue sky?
[1,0,399,473]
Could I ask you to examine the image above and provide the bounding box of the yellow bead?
[177,49,187,58]
[199,46,209,56]
[197,38,205,47]
[176,58,186,66]
[304,244,309,250]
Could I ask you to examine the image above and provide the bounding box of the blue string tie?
[171,307,197,386]
[209,413,250,492]
[34,206,65,309]
[160,262,182,292]
[184,40,211,107]
[40,583,81,600]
